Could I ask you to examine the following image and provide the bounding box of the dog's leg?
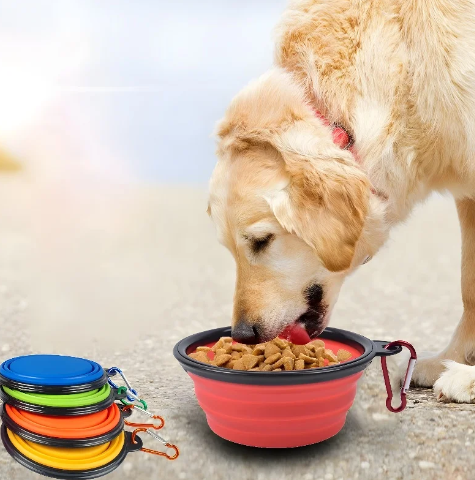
[411,197,475,402]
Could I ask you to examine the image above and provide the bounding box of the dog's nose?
[232,319,259,344]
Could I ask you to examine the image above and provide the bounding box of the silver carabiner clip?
[107,367,141,403]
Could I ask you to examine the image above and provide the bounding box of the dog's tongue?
[279,324,312,345]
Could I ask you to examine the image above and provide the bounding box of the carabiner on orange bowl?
[121,404,165,430]
[131,428,179,461]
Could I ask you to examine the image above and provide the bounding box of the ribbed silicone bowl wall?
[189,372,363,448]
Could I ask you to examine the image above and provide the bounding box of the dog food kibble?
[214,354,232,366]
[264,353,282,365]
[323,349,339,363]
[190,351,211,364]
[242,354,259,370]
[295,359,305,370]
[264,343,281,358]
[337,349,352,361]
[188,337,352,371]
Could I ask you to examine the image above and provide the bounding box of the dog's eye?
[250,234,274,254]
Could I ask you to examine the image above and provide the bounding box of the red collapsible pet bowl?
[173,326,416,448]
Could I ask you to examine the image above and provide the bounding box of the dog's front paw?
[433,361,475,403]
[411,353,448,387]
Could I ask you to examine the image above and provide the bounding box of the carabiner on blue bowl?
[107,367,140,403]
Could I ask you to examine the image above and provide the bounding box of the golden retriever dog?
[208,0,475,403]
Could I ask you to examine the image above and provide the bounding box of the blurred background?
[0,0,286,183]
[0,0,289,352]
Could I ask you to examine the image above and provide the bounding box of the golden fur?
[209,0,475,400]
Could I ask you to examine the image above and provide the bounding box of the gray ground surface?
[0,175,473,480]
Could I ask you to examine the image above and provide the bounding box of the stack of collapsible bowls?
[0,354,142,479]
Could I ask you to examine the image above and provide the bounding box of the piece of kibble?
[264,343,281,358]
[255,355,265,363]
[249,367,261,371]
[252,345,266,355]
[220,337,233,342]
[318,357,325,367]
[337,349,352,361]
[314,347,324,359]
[271,357,286,370]
[238,346,252,355]
[281,348,296,359]
[231,343,246,352]
[305,344,315,353]
[261,364,273,371]
[309,339,325,348]
[189,352,210,364]
[196,346,211,353]
[323,349,339,362]
[211,339,224,352]
[328,361,338,366]
[231,351,242,360]
[233,359,245,370]
[264,353,282,365]
[224,360,235,369]
[283,357,295,371]
[307,346,319,356]
[214,354,232,366]
[295,359,305,370]
[272,338,288,349]
[273,368,283,371]
[216,348,227,356]
[242,354,259,370]
[292,345,309,357]
[299,353,316,364]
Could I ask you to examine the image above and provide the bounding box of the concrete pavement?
[0,175,472,480]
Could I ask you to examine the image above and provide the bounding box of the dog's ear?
[214,69,370,271]
[264,122,370,272]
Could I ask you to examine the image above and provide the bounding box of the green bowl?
[3,384,111,408]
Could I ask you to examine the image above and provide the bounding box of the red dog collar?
[314,111,356,154]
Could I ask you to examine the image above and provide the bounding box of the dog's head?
[209,69,388,343]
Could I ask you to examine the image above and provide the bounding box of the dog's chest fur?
[275,0,475,222]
